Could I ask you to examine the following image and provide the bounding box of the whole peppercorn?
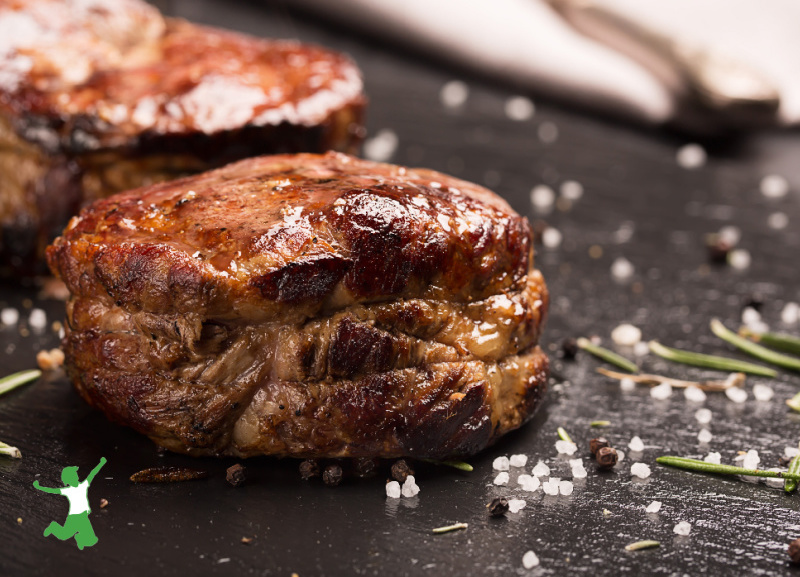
[391,459,415,483]
[322,464,343,487]
[561,338,579,360]
[590,437,610,456]
[299,459,320,480]
[596,447,618,470]
[487,497,509,517]
[705,233,732,264]
[226,463,246,487]
[789,538,800,563]
[354,458,379,478]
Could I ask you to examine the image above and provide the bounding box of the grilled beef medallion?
[0,0,365,275]
[47,152,549,459]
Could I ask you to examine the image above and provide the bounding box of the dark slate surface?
[2,1,800,575]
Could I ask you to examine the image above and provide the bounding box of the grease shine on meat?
[47,153,549,460]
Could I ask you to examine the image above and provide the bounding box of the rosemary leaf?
[625,540,660,551]
[596,367,744,391]
[557,427,573,443]
[656,455,800,481]
[711,319,800,373]
[432,522,468,534]
[577,338,638,373]
[590,420,611,427]
[420,459,473,472]
[0,369,41,397]
[0,441,21,459]
[648,340,776,377]
[785,445,800,493]
[787,392,800,413]
[740,328,800,357]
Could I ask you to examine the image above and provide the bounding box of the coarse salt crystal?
[768,212,789,230]
[676,143,706,169]
[401,475,420,497]
[532,461,550,477]
[645,501,662,514]
[725,387,747,404]
[517,473,533,486]
[541,227,562,249]
[781,302,800,325]
[728,249,751,270]
[439,80,469,109]
[508,499,527,513]
[697,429,713,443]
[611,323,642,346]
[760,174,789,198]
[704,452,721,464]
[363,129,398,162]
[569,459,583,469]
[28,308,46,330]
[719,225,741,247]
[559,480,574,496]
[752,384,774,402]
[505,96,535,121]
[650,382,673,400]
[673,521,692,536]
[542,478,559,496]
[628,436,644,452]
[509,454,528,468]
[519,475,540,492]
[742,307,762,327]
[631,463,651,479]
[493,456,510,471]
[560,180,583,201]
[742,449,760,471]
[633,342,650,357]
[785,446,800,459]
[385,481,401,498]
[765,469,786,488]
[555,440,578,455]
[1,308,19,326]
[620,378,637,391]
[611,257,634,281]
[493,472,510,486]
[695,408,712,424]
[684,386,707,403]
[522,550,540,569]
[530,185,555,210]
[572,466,587,479]
[616,450,625,463]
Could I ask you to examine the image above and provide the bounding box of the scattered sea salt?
[555,440,578,455]
[673,521,692,536]
[765,469,786,488]
[768,212,789,230]
[572,466,587,479]
[505,96,535,121]
[530,185,555,210]
[569,459,583,469]
[695,408,712,424]
[631,463,651,479]
[542,478,560,496]
[541,227,562,249]
[0,307,19,326]
[494,472,510,486]
[385,481,401,498]
[439,80,469,109]
[560,181,583,201]
[684,386,707,403]
[676,143,706,169]
[538,121,558,144]
[616,450,625,463]
[493,456,510,471]
[509,454,528,468]
[363,129,398,162]
[725,387,747,404]
[718,225,741,247]
[752,384,774,402]
[645,501,662,514]
[697,429,713,444]
[518,475,540,492]
[611,257,634,281]
[522,550,540,569]
[620,377,637,392]
[728,249,751,270]
[781,302,800,325]
[633,342,650,357]
[401,475,420,497]
[28,308,46,331]
[742,307,762,327]
[532,461,550,477]
[785,446,800,459]
[650,382,673,400]
[508,499,527,513]
[704,452,721,464]
[558,480,574,496]
[628,436,644,452]
[760,174,789,199]
[611,323,642,346]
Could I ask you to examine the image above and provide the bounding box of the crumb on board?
[100,498,109,509]
[36,348,65,371]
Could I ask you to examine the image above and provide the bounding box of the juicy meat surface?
[48,153,549,459]
[0,0,365,274]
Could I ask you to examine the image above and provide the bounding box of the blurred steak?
[47,152,549,459]
[0,0,365,275]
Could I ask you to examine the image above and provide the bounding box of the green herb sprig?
[656,455,800,481]
[420,459,473,472]
[787,392,800,413]
[648,340,776,377]
[557,427,573,443]
[740,328,800,358]
[786,447,800,493]
[577,338,638,373]
[432,522,468,534]
[597,367,744,392]
[0,441,21,459]
[0,369,41,397]
[711,319,800,373]
[590,420,611,427]
[625,540,660,551]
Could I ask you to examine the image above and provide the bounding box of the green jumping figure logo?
[32,457,107,550]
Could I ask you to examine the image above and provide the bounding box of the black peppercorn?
[487,497,509,517]
[299,459,320,480]
[596,447,618,469]
[391,459,415,483]
[705,233,732,264]
[561,338,579,360]
[322,464,343,487]
[590,437,610,456]
[226,463,246,487]
[789,538,800,563]
[354,458,378,478]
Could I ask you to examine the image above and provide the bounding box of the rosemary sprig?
[787,392,800,413]
[0,369,42,397]
[577,338,638,373]
[740,327,800,357]
[590,420,611,427]
[0,441,21,459]
[625,540,660,551]
[656,455,800,481]
[648,340,776,377]
[597,368,744,391]
[786,446,800,493]
[420,459,473,472]
[711,319,800,373]
[432,522,468,534]
[557,427,573,443]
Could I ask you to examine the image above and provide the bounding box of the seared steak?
[0,0,365,275]
[47,153,548,459]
